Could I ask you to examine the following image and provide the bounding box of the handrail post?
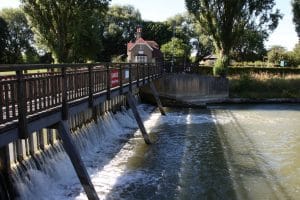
[136,64,140,87]
[106,64,111,100]
[147,64,150,82]
[16,70,29,139]
[129,64,132,92]
[119,64,123,95]
[88,66,94,107]
[61,67,69,120]
[142,64,145,85]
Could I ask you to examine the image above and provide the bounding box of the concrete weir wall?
[141,74,229,104]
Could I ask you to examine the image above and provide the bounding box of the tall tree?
[21,0,110,63]
[101,5,141,61]
[232,28,267,62]
[185,0,282,75]
[0,17,9,63]
[0,8,36,64]
[292,0,300,39]
[141,21,173,46]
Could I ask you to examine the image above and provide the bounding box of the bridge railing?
[0,62,163,128]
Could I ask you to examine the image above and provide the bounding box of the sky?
[1,0,298,51]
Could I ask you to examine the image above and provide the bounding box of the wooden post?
[142,64,145,85]
[61,67,69,120]
[57,121,99,200]
[88,66,98,123]
[129,64,132,92]
[106,64,111,100]
[119,65,123,95]
[16,70,29,139]
[136,64,140,87]
[126,92,151,144]
[149,82,166,115]
[88,66,94,108]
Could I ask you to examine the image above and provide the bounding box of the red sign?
[110,69,119,87]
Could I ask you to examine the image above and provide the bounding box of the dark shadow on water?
[105,108,237,200]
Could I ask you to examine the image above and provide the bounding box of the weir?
[0,62,166,199]
[0,62,229,199]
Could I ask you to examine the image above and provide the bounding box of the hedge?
[191,66,300,76]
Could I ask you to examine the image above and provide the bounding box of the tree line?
[0,0,300,73]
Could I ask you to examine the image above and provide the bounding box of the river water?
[15,104,300,200]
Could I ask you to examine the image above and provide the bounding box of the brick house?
[127,28,163,63]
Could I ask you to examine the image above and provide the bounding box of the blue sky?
[1,0,298,50]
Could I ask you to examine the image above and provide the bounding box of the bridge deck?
[0,63,163,147]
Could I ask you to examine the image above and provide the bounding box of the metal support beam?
[126,92,151,145]
[57,121,99,200]
[149,82,166,116]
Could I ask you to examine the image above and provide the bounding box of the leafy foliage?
[267,45,287,65]
[0,8,36,64]
[21,0,110,63]
[141,21,172,46]
[231,28,267,62]
[101,5,141,61]
[161,37,191,58]
[292,0,300,39]
[0,17,9,63]
[185,0,282,74]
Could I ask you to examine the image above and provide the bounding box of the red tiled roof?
[127,37,163,59]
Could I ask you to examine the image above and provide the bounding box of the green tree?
[101,5,141,61]
[291,42,300,66]
[141,21,173,46]
[232,28,267,62]
[0,8,36,64]
[0,17,9,63]
[185,0,282,75]
[161,37,191,58]
[165,13,196,44]
[292,0,300,38]
[267,45,286,65]
[21,0,110,63]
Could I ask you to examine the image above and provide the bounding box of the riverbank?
[229,73,300,99]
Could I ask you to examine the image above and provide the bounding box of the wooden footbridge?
[0,62,166,200]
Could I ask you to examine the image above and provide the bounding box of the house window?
[135,55,147,63]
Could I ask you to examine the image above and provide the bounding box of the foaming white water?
[13,105,156,200]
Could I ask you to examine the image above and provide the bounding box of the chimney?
[136,27,142,39]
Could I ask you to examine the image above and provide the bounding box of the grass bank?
[229,73,300,98]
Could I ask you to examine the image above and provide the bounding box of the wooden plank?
[10,83,16,118]
[57,121,99,200]
[4,84,9,121]
[149,82,166,116]
[126,92,151,144]
[0,84,3,122]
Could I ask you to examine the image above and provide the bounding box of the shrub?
[213,55,229,76]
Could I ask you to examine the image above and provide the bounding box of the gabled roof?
[127,37,154,51]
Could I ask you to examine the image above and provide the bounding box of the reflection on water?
[212,104,300,200]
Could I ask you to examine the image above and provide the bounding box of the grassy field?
[229,73,300,98]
